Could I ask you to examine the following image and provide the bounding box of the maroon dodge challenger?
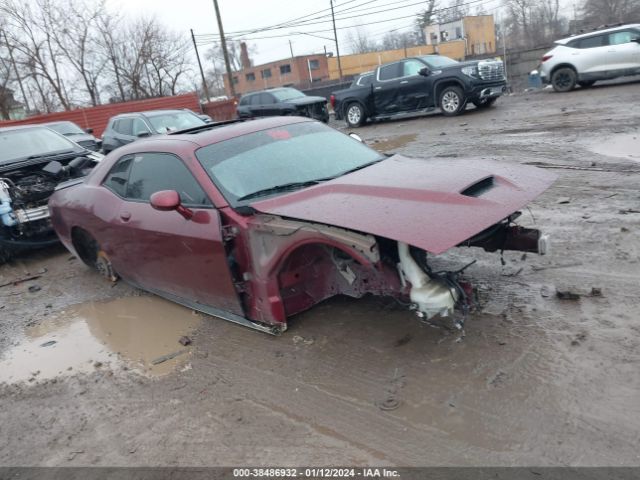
[49,117,555,334]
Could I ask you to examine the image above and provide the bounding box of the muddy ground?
[1,79,639,467]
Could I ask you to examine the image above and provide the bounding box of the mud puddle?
[586,133,640,160]
[0,296,201,384]
[369,133,417,153]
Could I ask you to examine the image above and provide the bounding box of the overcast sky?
[108,0,508,67]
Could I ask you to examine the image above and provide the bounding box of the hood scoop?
[460,176,495,197]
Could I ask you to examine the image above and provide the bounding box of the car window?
[102,156,133,197]
[402,59,425,77]
[378,62,402,81]
[259,93,276,104]
[0,127,82,162]
[609,30,633,45]
[250,95,263,106]
[357,74,373,86]
[132,118,150,136]
[239,95,251,106]
[575,34,607,49]
[125,152,212,207]
[147,112,205,133]
[115,118,133,135]
[47,122,84,135]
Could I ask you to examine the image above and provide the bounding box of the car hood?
[287,96,327,106]
[250,155,556,254]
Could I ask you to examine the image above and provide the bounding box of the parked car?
[331,55,507,127]
[101,109,207,154]
[0,125,102,260]
[44,121,102,151]
[237,88,329,122]
[49,117,554,334]
[540,24,640,92]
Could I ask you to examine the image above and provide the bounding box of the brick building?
[223,43,330,97]
[424,15,497,56]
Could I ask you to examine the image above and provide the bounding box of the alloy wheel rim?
[556,72,571,88]
[442,92,460,112]
[347,106,361,124]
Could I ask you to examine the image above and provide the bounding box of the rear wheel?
[439,86,466,116]
[472,97,497,109]
[72,229,118,282]
[551,67,577,92]
[345,102,365,128]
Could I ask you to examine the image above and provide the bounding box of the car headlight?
[461,65,479,78]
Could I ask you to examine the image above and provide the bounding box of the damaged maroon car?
[49,117,555,334]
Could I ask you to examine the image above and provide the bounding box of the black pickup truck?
[330,55,507,127]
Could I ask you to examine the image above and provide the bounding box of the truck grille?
[478,61,505,81]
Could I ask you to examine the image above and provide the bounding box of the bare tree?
[581,0,640,26]
[346,26,378,54]
[380,31,421,51]
[416,0,438,43]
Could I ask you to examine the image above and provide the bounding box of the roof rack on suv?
[575,22,624,34]
[167,118,245,135]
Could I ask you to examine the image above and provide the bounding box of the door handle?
[120,211,131,221]
[400,80,409,84]
[374,86,382,90]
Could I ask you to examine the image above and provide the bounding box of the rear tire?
[345,102,365,128]
[72,229,118,282]
[551,67,577,92]
[472,97,497,109]
[439,86,466,116]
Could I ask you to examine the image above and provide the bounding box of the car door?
[570,34,611,76]
[606,29,640,73]
[397,59,434,110]
[260,93,279,116]
[115,152,244,316]
[373,62,404,114]
[249,93,268,117]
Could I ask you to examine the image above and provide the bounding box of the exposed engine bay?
[0,152,102,249]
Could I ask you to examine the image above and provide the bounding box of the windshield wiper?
[315,157,386,182]
[237,180,321,202]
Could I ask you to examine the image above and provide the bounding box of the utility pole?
[213,0,236,98]
[191,29,211,102]
[289,39,294,58]
[3,30,30,113]
[330,0,343,81]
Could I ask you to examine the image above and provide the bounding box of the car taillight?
[542,55,553,62]
[329,94,335,108]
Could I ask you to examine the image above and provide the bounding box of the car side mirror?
[137,131,151,138]
[348,133,364,143]
[632,37,640,44]
[150,190,193,220]
[85,128,94,134]
[418,66,431,76]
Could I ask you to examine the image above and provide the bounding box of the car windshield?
[0,127,82,163]
[47,122,85,136]
[419,56,459,68]
[196,122,385,205]
[147,111,206,133]
[270,88,305,102]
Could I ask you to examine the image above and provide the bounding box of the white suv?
[540,24,640,92]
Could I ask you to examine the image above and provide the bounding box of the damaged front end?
[0,152,101,254]
[232,210,547,333]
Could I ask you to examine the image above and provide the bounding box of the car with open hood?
[0,124,102,261]
[48,117,555,334]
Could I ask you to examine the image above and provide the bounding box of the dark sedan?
[49,117,555,335]
[237,88,329,122]
[44,121,101,151]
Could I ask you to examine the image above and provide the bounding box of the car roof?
[0,124,53,133]
[555,23,640,44]
[111,109,191,119]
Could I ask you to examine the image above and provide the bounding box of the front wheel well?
[434,80,465,102]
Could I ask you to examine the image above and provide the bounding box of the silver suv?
[540,24,640,92]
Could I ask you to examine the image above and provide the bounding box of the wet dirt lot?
[1,79,640,467]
